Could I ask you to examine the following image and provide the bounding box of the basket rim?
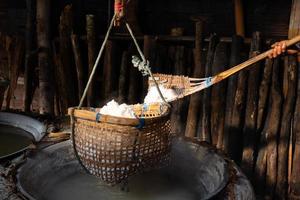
[68,104,170,127]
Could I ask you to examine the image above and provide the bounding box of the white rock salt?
[144,85,178,103]
[99,85,178,118]
[99,100,136,118]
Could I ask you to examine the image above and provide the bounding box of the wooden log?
[118,51,128,103]
[210,42,228,147]
[257,57,273,131]
[228,45,248,163]
[170,45,186,134]
[255,58,282,199]
[58,5,76,112]
[37,0,54,114]
[198,34,219,143]
[5,37,24,110]
[23,0,35,112]
[234,0,245,37]
[71,34,85,102]
[224,35,244,159]
[185,19,204,138]
[128,45,142,104]
[241,31,262,178]
[86,14,96,106]
[276,55,297,199]
[103,40,119,101]
[288,0,300,39]
[290,59,300,198]
[143,35,156,98]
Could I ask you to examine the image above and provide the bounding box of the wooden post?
[5,37,24,110]
[255,58,282,199]
[257,57,273,131]
[224,35,244,159]
[234,0,245,37]
[290,60,300,198]
[288,1,300,198]
[118,51,128,103]
[86,14,96,106]
[24,0,35,112]
[128,45,143,104]
[58,5,77,112]
[185,18,205,138]
[210,42,228,147]
[143,35,156,98]
[276,55,297,199]
[241,31,262,177]
[103,40,119,100]
[37,0,54,114]
[199,34,218,143]
[71,34,85,101]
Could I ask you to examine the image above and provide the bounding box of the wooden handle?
[212,35,300,84]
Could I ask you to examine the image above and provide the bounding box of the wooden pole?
[276,55,297,199]
[71,34,85,101]
[290,60,300,198]
[58,5,76,112]
[257,57,273,131]
[86,14,96,106]
[185,18,204,138]
[37,0,54,114]
[199,34,218,143]
[255,58,282,199]
[103,40,118,100]
[234,0,245,37]
[210,42,228,147]
[225,35,244,160]
[5,37,24,110]
[118,51,128,103]
[241,31,262,177]
[24,0,35,112]
[288,1,300,198]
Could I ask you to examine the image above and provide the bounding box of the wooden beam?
[37,0,54,114]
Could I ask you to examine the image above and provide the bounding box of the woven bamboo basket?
[68,103,172,185]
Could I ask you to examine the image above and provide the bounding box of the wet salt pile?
[99,85,176,118]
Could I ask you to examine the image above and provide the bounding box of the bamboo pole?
[241,31,262,178]
[185,18,205,138]
[234,0,245,37]
[37,0,54,114]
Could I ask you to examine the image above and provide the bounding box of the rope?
[78,13,116,108]
[125,23,170,106]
